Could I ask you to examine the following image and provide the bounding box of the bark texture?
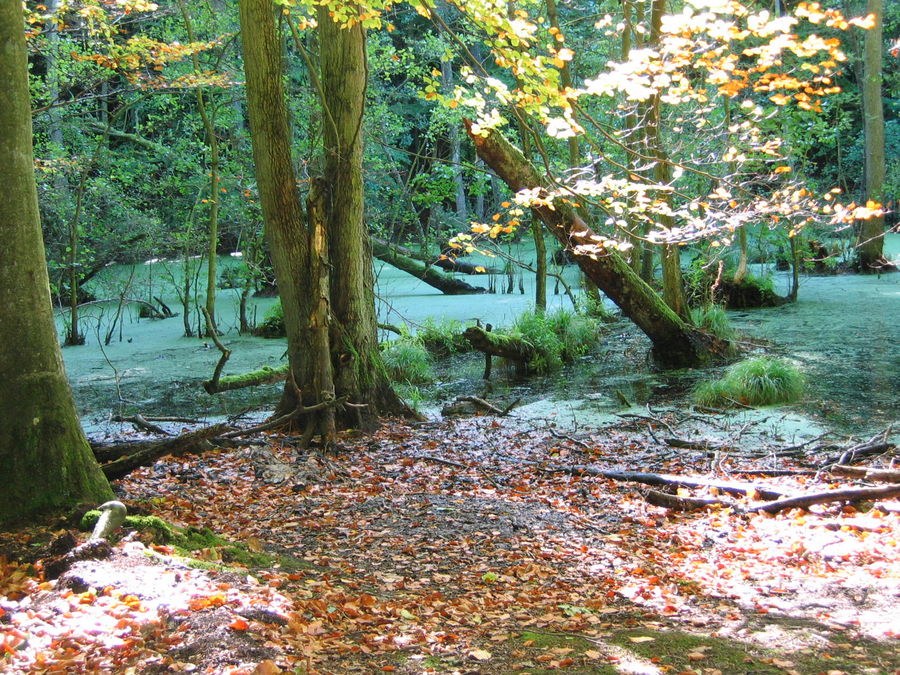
[0,0,113,525]
[465,122,720,368]
[856,0,888,271]
[238,0,309,414]
[318,9,406,423]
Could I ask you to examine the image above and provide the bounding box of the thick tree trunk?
[318,8,408,424]
[856,0,888,271]
[0,0,113,525]
[371,238,487,294]
[238,0,309,415]
[465,122,722,368]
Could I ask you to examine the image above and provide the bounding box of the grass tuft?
[693,356,804,407]
[381,338,434,384]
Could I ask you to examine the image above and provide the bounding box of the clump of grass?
[693,356,804,407]
[691,304,736,341]
[510,308,601,374]
[416,317,471,356]
[381,338,434,384]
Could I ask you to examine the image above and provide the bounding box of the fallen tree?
[465,121,728,368]
[462,325,535,373]
[202,363,289,394]
[371,237,488,295]
[371,236,500,275]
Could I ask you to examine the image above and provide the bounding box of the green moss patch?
[79,512,309,572]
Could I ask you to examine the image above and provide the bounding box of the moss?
[79,514,310,571]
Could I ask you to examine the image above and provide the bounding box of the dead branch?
[96,423,229,479]
[539,464,790,500]
[643,489,736,512]
[748,484,900,514]
[831,465,900,483]
[110,414,171,436]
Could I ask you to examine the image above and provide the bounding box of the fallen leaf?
[469,648,492,661]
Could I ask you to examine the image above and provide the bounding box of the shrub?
[254,299,285,338]
[417,317,471,356]
[381,338,434,384]
[693,356,804,408]
[509,308,601,374]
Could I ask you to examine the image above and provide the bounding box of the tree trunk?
[465,122,722,368]
[371,238,488,294]
[238,0,310,415]
[462,326,534,373]
[370,236,498,274]
[0,0,113,525]
[318,7,407,424]
[856,0,888,271]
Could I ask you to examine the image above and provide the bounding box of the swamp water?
[58,239,899,441]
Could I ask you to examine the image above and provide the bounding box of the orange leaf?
[229,617,250,630]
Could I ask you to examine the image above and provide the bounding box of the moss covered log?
[202,363,289,394]
[462,326,536,373]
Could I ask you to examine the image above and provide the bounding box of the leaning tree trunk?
[318,7,407,424]
[370,238,487,294]
[465,122,723,368]
[0,0,113,525]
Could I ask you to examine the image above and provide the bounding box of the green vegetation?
[510,309,601,374]
[694,356,805,408]
[690,304,736,341]
[381,337,434,384]
[80,509,308,570]
[416,317,471,356]
[254,299,285,338]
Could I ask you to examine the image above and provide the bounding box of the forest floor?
[2,411,899,674]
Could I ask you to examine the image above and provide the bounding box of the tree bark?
[318,7,408,424]
[465,122,722,368]
[371,238,488,294]
[856,0,888,271]
[0,0,113,525]
[462,326,535,373]
[238,0,309,415]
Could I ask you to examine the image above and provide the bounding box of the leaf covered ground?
[2,413,899,674]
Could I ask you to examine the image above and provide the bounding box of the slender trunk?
[440,59,468,223]
[0,0,113,524]
[647,0,689,319]
[856,0,887,270]
[318,6,407,423]
[176,0,222,333]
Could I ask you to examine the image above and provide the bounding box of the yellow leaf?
[469,649,492,661]
[629,636,654,643]
[774,166,792,174]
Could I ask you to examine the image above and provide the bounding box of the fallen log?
[371,236,500,275]
[371,238,488,294]
[644,489,735,512]
[94,423,229,479]
[462,326,535,373]
[202,364,289,394]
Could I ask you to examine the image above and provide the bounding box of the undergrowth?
[510,308,601,374]
[694,356,805,407]
[381,337,434,384]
